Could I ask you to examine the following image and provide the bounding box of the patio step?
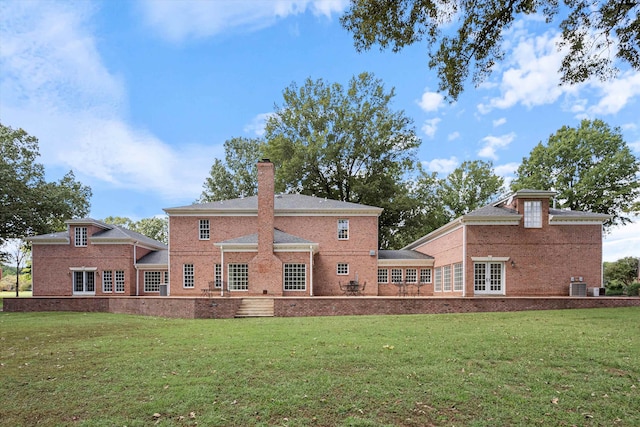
[235,298,275,318]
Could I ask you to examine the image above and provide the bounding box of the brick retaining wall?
[4,296,639,318]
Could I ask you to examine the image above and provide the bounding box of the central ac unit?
[570,283,587,297]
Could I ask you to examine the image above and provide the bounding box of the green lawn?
[1,308,638,426]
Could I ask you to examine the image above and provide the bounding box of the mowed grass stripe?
[1,308,638,426]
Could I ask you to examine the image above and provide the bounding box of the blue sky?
[1,0,638,261]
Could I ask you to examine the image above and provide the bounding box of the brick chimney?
[257,159,275,256]
[250,159,282,295]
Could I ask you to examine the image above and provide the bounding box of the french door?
[73,270,96,295]
[474,262,504,295]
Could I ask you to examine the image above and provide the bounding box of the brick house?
[27,161,609,298]
[28,219,168,297]
[402,190,610,297]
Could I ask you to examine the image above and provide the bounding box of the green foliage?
[627,281,640,297]
[1,309,639,426]
[604,256,640,287]
[199,137,262,202]
[103,216,168,244]
[438,160,505,218]
[512,119,640,231]
[0,123,92,244]
[341,0,640,101]
[263,72,421,248]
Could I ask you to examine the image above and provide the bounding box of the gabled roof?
[165,194,383,216]
[215,229,319,252]
[548,208,610,223]
[27,231,69,244]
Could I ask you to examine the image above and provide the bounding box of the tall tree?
[199,137,262,202]
[512,119,640,230]
[262,72,421,248]
[0,123,92,244]
[604,256,639,287]
[341,0,639,101]
[438,160,505,218]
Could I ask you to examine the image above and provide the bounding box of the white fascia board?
[378,259,434,267]
[274,243,319,253]
[29,238,69,245]
[471,256,511,262]
[165,210,257,217]
[549,215,609,225]
[69,266,98,271]
[213,243,257,252]
[65,219,111,229]
[463,219,522,226]
[135,264,168,270]
[275,209,383,217]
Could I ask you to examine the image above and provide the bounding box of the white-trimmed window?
[434,267,442,292]
[183,264,194,288]
[405,268,417,284]
[454,263,463,291]
[144,271,162,293]
[73,270,95,294]
[524,201,542,228]
[337,263,349,275]
[199,219,210,240]
[74,227,87,247]
[443,265,452,291]
[420,268,432,284]
[377,268,388,284]
[164,271,169,285]
[115,270,125,293]
[284,263,306,291]
[474,262,504,294]
[337,219,349,240]
[391,268,403,283]
[214,264,222,288]
[228,263,248,290]
[102,271,113,293]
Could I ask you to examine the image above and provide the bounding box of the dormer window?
[74,227,87,247]
[524,201,542,228]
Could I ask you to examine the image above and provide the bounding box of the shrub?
[627,281,640,297]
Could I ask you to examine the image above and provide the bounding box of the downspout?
[134,242,139,296]
[309,245,313,296]
[220,247,225,297]
[462,223,467,297]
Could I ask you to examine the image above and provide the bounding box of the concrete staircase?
[235,298,275,318]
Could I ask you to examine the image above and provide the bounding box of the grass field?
[1,308,638,426]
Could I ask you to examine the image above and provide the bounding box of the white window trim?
[337,219,349,240]
[183,264,195,288]
[71,269,96,295]
[420,268,432,284]
[199,219,210,240]
[283,263,306,291]
[337,263,349,275]
[74,227,88,247]
[377,268,388,284]
[115,270,125,293]
[524,200,542,228]
[473,262,505,295]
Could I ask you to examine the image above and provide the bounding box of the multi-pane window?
[474,262,504,294]
[74,227,87,247]
[144,271,162,292]
[164,271,169,284]
[420,268,432,284]
[377,268,388,284]
[199,219,210,240]
[73,271,95,294]
[337,263,349,275]
[102,271,113,293]
[214,264,222,288]
[524,201,542,228]
[183,264,194,288]
[337,219,349,240]
[391,268,403,283]
[443,265,452,291]
[454,263,463,291]
[284,264,306,291]
[434,267,442,292]
[228,264,248,290]
[405,268,418,283]
[115,270,125,293]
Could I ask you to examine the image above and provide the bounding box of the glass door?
[473,262,504,295]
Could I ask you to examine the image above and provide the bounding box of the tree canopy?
[262,72,421,248]
[341,0,640,100]
[511,119,640,231]
[0,123,92,245]
[604,256,639,287]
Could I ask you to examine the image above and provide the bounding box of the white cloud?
[0,1,220,200]
[423,157,458,174]
[418,90,444,112]
[493,162,520,177]
[629,140,640,153]
[448,131,460,141]
[586,71,640,115]
[478,133,516,160]
[244,112,275,136]
[603,218,640,262]
[421,118,441,139]
[138,0,349,43]
[492,117,507,127]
